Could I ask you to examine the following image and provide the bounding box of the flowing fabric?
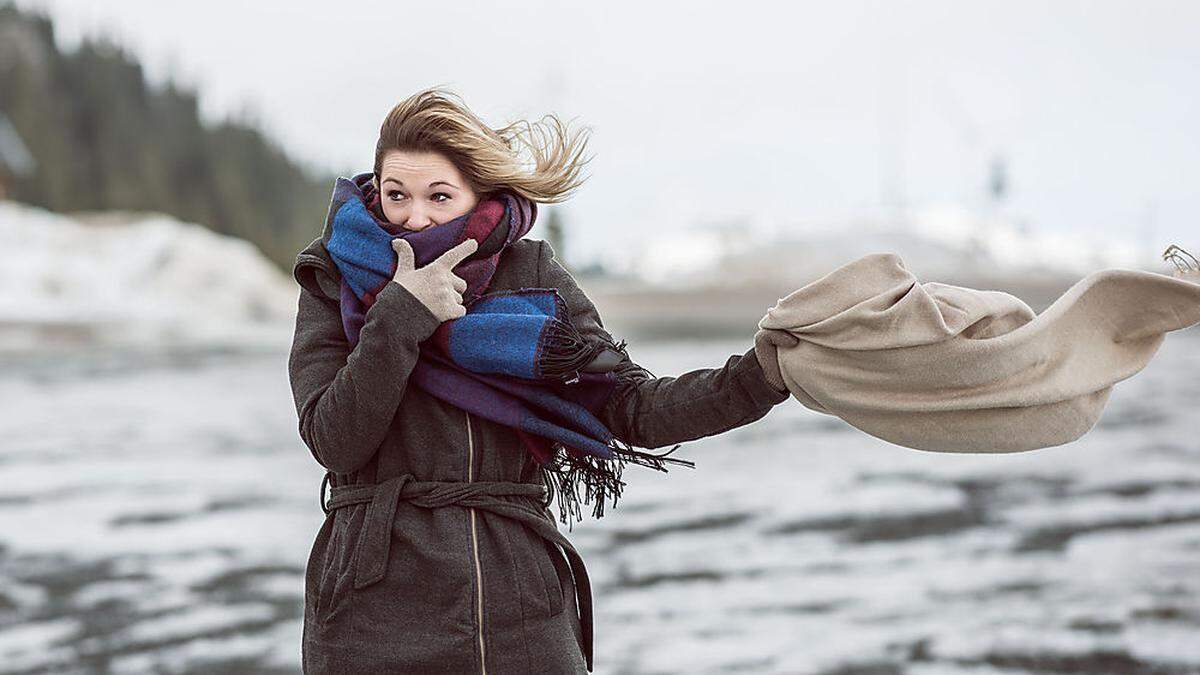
[759,251,1200,453]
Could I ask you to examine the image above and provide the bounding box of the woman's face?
[375,149,480,231]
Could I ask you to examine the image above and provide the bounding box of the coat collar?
[293,172,377,300]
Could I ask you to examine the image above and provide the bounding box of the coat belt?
[320,471,596,672]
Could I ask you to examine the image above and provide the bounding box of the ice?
[0,332,1196,673]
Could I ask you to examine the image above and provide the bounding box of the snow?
[0,201,298,352]
[0,336,1197,672]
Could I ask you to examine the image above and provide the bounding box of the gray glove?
[753,328,799,393]
[390,238,478,323]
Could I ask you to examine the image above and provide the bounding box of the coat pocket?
[512,524,565,619]
[315,509,356,626]
[536,536,566,618]
[544,538,571,617]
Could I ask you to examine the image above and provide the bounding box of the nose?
[404,207,436,232]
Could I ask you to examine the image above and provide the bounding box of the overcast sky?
[16,0,1200,270]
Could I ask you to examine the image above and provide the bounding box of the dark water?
[1,335,1198,674]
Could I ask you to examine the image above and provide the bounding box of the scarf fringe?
[539,319,608,380]
[540,439,696,529]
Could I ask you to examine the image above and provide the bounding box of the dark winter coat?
[287,213,791,673]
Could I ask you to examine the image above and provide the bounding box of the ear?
[371,174,380,191]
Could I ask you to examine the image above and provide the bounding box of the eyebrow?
[381,178,459,189]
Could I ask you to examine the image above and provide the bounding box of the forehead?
[379,150,460,178]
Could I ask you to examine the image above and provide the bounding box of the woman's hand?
[1164,244,1199,283]
[754,328,799,393]
[390,237,478,322]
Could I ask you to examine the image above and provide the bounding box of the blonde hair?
[374,85,593,204]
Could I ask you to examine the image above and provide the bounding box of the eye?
[386,190,405,201]
[432,192,451,203]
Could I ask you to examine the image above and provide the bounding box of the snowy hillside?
[0,202,299,352]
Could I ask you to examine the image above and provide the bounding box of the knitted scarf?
[325,172,692,525]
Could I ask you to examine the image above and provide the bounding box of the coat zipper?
[466,410,487,675]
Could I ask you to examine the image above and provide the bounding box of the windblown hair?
[374,85,593,204]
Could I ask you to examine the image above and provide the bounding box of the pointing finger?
[435,238,479,269]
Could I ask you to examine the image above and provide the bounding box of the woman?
[287,86,795,674]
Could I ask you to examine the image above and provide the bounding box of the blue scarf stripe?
[328,199,395,298]
[469,291,562,319]
[448,313,547,379]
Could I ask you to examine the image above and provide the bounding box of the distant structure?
[988,153,1009,205]
[544,206,567,271]
[0,112,35,200]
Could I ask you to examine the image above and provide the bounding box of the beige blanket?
[757,252,1200,453]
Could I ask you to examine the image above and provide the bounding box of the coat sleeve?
[287,276,443,475]
[537,240,790,450]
